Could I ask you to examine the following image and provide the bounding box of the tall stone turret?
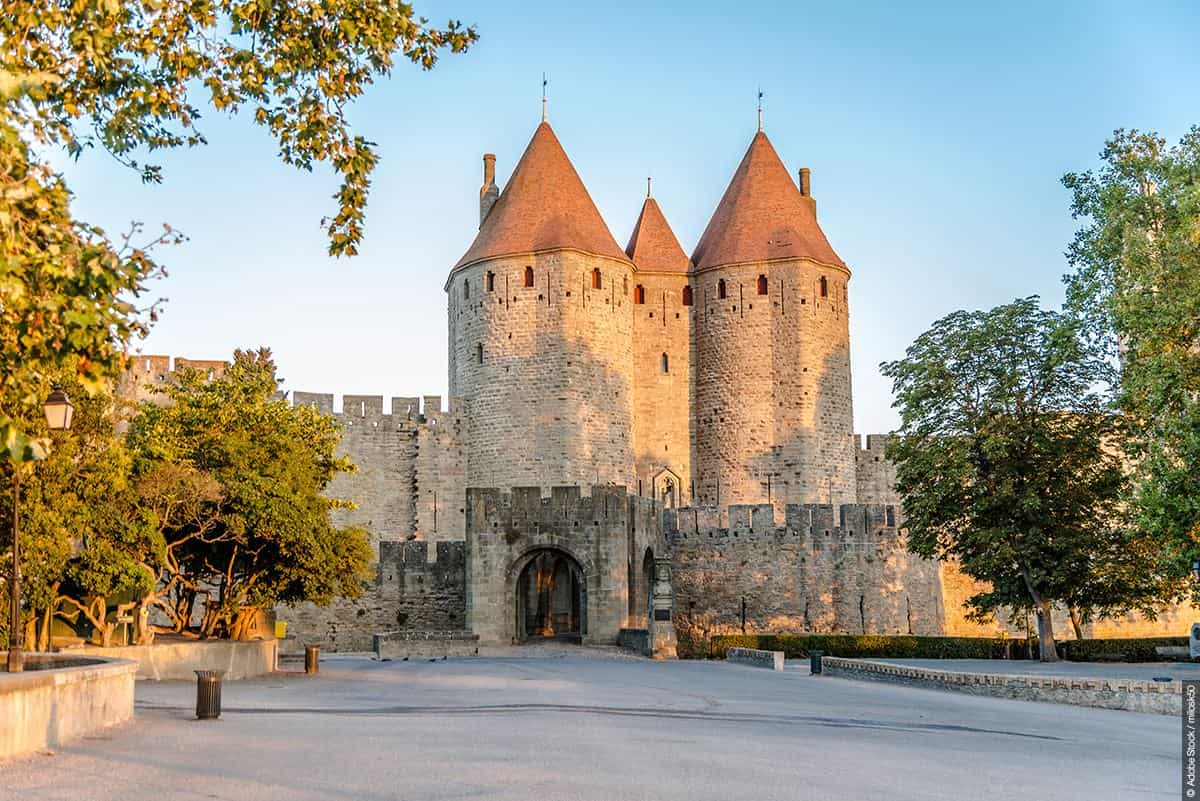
[447,122,636,492]
[690,130,856,509]
[624,185,693,507]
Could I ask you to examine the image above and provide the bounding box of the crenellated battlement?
[466,484,653,530]
[855,433,893,458]
[290,392,461,425]
[664,502,902,550]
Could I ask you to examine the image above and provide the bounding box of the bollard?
[809,650,824,675]
[195,670,226,720]
[305,643,320,675]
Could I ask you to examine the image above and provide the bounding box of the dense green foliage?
[2,351,370,649]
[1,373,157,649]
[126,349,372,640]
[705,634,1028,661]
[1062,128,1200,588]
[882,298,1183,661]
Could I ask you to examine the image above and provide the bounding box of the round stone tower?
[690,130,856,508]
[447,122,636,491]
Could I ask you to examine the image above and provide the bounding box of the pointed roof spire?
[454,122,628,270]
[757,87,763,132]
[691,130,845,272]
[541,73,548,122]
[625,192,689,273]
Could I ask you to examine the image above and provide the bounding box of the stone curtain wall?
[281,540,467,654]
[278,394,468,652]
[447,251,637,492]
[855,434,900,504]
[666,503,947,641]
[465,485,664,645]
[630,271,693,507]
[691,259,857,511]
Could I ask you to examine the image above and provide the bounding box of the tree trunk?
[1018,565,1060,662]
[1035,599,1060,662]
[1068,606,1084,640]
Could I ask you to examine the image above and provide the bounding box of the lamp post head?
[43,386,73,431]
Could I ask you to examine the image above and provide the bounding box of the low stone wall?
[374,630,480,660]
[75,638,278,680]
[822,657,1180,715]
[726,647,784,671]
[618,628,650,656]
[0,656,137,761]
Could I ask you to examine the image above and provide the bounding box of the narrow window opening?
[634,285,645,304]
[756,274,768,295]
[591,268,602,289]
[524,266,534,288]
[476,343,483,364]
[682,285,693,306]
[661,353,669,373]
[819,276,828,297]
[486,272,495,292]
[717,279,727,299]
[463,279,470,299]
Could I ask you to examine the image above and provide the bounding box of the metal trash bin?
[195,670,226,720]
[305,643,320,675]
[809,650,825,675]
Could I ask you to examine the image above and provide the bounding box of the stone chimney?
[798,167,811,197]
[479,153,499,227]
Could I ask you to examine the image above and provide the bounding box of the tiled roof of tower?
[454,122,628,269]
[624,197,690,273]
[691,131,845,272]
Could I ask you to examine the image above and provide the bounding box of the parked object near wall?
[726,647,784,671]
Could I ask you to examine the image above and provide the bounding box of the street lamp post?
[6,387,73,673]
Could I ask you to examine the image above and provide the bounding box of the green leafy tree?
[1,374,156,650]
[127,349,371,640]
[1062,128,1200,585]
[1,1,476,452]
[882,298,1182,661]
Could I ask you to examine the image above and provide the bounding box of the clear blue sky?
[57,0,1200,434]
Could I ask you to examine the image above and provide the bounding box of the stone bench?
[726,647,784,671]
[373,630,480,661]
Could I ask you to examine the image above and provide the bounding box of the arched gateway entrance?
[514,549,587,643]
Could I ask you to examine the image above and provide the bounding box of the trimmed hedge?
[703,633,1192,662]
[707,634,1029,660]
[1057,637,1188,663]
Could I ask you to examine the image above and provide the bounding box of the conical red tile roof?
[454,122,628,269]
[625,197,689,273]
[691,131,845,272]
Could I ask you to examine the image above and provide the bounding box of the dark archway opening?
[515,549,587,643]
[642,548,655,626]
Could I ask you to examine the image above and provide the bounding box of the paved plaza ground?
[0,649,1177,801]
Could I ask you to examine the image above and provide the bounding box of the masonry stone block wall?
[691,259,857,512]
[447,252,637,492]
[666,502,947,641]
[279,394,468,652]
[465,485,664,645]
[630,271,692,508]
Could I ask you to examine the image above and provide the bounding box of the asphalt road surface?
[0,653,1176,801]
